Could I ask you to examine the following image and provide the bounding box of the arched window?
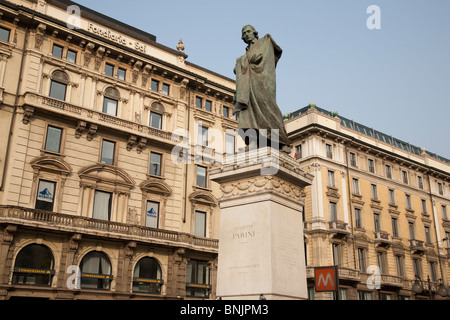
[12,244,54,286]
[103,87,120,116]
[80,251,113,290]
[149,102,165,129]
[132,257,163,294]
[49,70,69,101]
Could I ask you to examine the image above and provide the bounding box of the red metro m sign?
[314,266,338,292]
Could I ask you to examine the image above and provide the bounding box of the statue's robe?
[233,34,291,148]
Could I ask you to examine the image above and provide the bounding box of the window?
[12,244,54,286]
[402,170,408,184]
[379,293,392,300]
[409,222,416,239]
[92,190,112,221]
[332,243,341,266]
[145,200,159,228]
[349,152,357,166]
[429,261,438,282]
[223,106,229,118]
[395,255,404,277]
[373,213,380,232]
[44,125,62,153]
[226,134,235,155]
[186,260,210,297]
[66,49,77,63]
[162,83,170,95]
[358,290,372,300]
[103,97,118,116]
[405,194,412,210]
[194,210,206,237]
[371,184,378,200]
[388,189,395,205]
[413,258,422,278]
[358,247,366,272]
[150,111,162,129]
[352,178,360,195]
[197,125,208,146]
[329,202,337,221]
[443,205,448,220]
[326,144,332,159]
[105,63,114,76]
[327,170,335,188]
[295,145,302,159]
[151,79,159,91]
[149,152,162,176]
[0,26,10,42]
[377,251,387,274]
[35,180,56,211]
[385,165,392,179]
[368,159,375,173]
[438,182,443,195]
[100,140,115,165]
[52,44,63,58]
[205,100,212,112]
[417,176,424,189]
[421,199,427,214]
[424,226,432,244]
[196,96,203,108]
[355,208,362,228]
[80,251,112,290]
[391,217,399,237]
[132,257,162,294]
[49,71,69,101]
[117,67,126,80]
[445,232,450,247]
[196,165,207,188]
[49,79,67,101]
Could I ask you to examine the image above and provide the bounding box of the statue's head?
[241,25,258,44]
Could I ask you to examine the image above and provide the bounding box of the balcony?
[380,274,405,289]
[409,239,426,255]
[0,205,218,251]
[374,231,392,247]
[20,92,180,145]
[328,220,351,238]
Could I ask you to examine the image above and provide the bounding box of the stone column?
[210,147,313,300]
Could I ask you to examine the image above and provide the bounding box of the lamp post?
[412,276,448,300]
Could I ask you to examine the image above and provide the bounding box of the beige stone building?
[286,104,450,300]
[0,0,449,301]
[0,0,239,300]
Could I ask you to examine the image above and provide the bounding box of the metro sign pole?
[314,266,339,300]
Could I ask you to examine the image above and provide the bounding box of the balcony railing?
[410,239,426,254]
[374,231,392,247]
[0,205,218,250]
[22,92,178,144]
[328,220,351,237]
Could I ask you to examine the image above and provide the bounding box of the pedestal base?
[210,148,313,300]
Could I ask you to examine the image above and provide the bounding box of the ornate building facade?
[0,0,238,300]
[286,104,450,300]
[0,0,449,301]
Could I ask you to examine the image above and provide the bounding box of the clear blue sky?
[74,0,450,159]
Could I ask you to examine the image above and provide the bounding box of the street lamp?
[412,276,448,299]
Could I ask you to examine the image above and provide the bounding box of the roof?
[286,105,450,165]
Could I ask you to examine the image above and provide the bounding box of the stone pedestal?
[210,147,313,300]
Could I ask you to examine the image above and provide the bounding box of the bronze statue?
[233,25,291,152]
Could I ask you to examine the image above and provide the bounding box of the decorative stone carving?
[219,175,305,201]
[136,138,147,154]
[22,106,35,124]
[86,123,97,141]
[35,23,46,49]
